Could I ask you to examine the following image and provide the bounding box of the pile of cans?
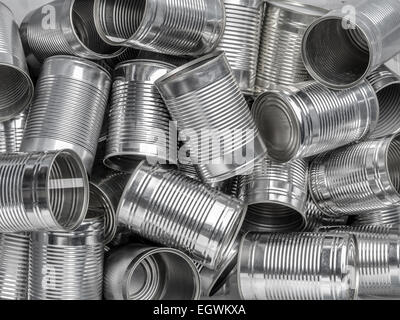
[0,0,400,300]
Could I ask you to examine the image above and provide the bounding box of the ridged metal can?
[105,60,175,172]
[302,0,400,89]
[0,233,30,300]
[0,2,34,122]
[20,0,123,66]
[319,226,400,298]
[303,196,348,232]
[367,65,400,139]
[310,134,400,216]
[93,0,225,57]
[104,244,201,300]
[352,207,400,228]
[252,80,379,162]
[118,162,246,270]
[238,232,359,300]
[255,1,326,93]
[156,52,267,184]
[0,150,88,233]
[28,212,105,300]
[238,157,308,233]
[216,0,264,95]
[20,56,112,173]
[0,111,27,153]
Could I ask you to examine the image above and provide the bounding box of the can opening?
[373,83,400,138]
[245,203,305,233]
[96,0,146,44]
[303,17,371,88]
[387,136,400,194]
[0,66,32,121]
[48,151,88,230]
[127,250,199,300]
[72,0,121,55]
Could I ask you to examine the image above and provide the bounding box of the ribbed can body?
[0,111,26,153]
[238,232,358,300]
[255,1,324,92]
[118,162,246,270]
[0,150,88,233]
[319,226,400,298]
[94,0,225,56]
[302,0,400,89]
[104,245,201,300]
[352,207,400,227]
[310,135,400,216]
[0,2,34,122]
[105,60,174,171]
[156,52,267,184]
[239,158,308,233]
[0,233,30,300]
[20,0,122,63]
[28,215,105,300]
[216,0,264,95]
[367,65,400,139]
[304,196,348,232]
[20,56,112,173]
[252,80,379,162]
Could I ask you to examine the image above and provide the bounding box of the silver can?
[238,232,359,300]
[367,65,400,139]
[20,0,123,65]
[156,52,267,184]
[252,80,378,162]
[239,157,308,233]
[105,60,175,172]
[256,1,326,93]
[310,134,400,216]
[0,233,30,300]
[104,244,201,300]
[20,56,112,173]
[28,212,105,300]
[118,162,245,270]
[302,0,400,89]
[0,150,88,233]
[0,2,34,122]
[216,0,264,95]
[93,0,225,56]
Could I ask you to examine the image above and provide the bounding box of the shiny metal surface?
[20,56,112,173]
[302,0,400,89]
[253,81,379,162]
[0,150,88,233]
[104,244,201,300]
[310,134,400,216]
[105,60,174,171]
[303,195,348,232]
[20,0,123,66]
[28,212,104,300]
[319,226,400,299]
[256,0,325,93]
[0,2,33,122]
[239,157,308,233]
[238,232,359,300]
[0,110,27,153]
[156,52,267,184]
[0,233,30,300]
[94,0,225,57]
[118,162,246,270]
[367,65,400,139]
[352,207,400,228]
[216,0,264,95]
